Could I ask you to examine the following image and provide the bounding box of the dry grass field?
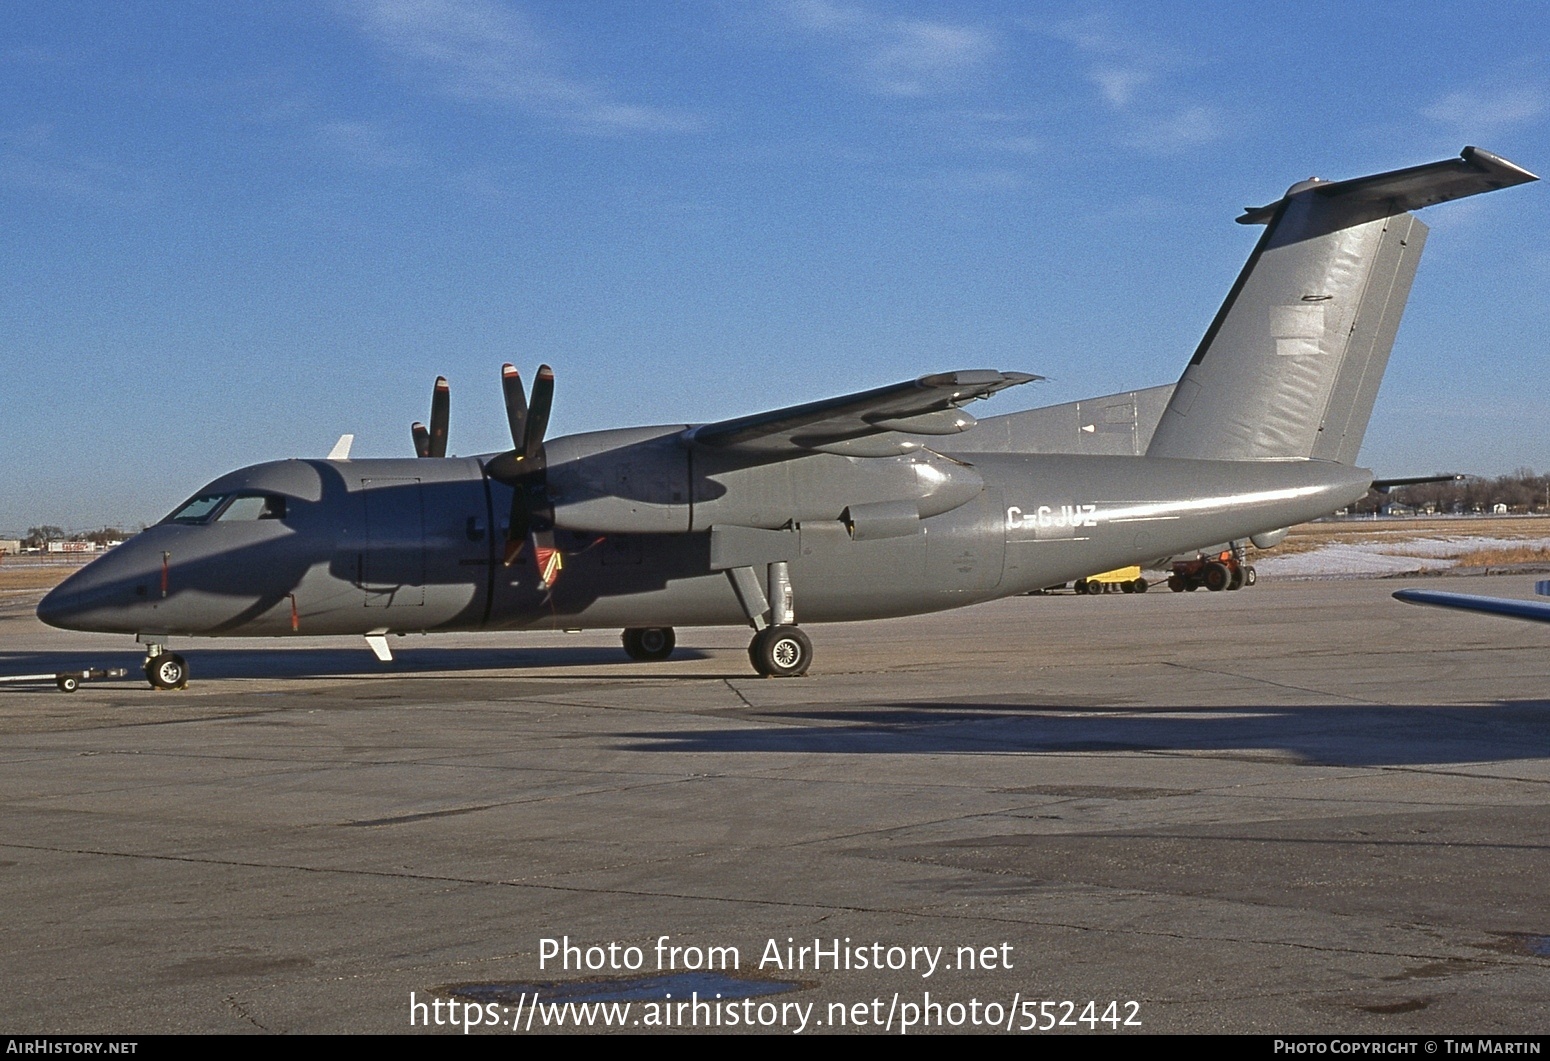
[1261,515,1550,557]
[0,565,81,593]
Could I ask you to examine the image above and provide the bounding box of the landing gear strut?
[622,627,676,661]
[141,642,188,690]
[726,559,812,677]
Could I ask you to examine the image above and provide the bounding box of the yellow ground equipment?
[1073,566,1148,595]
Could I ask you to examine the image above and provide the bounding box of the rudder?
[1146,147,1535,464]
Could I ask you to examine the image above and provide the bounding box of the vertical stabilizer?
[1147,147,1535,463]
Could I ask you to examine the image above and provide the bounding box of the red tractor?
[1167,548,1256,592]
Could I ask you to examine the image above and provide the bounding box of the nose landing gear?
[140,641,189,690]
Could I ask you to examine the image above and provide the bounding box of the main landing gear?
[140,641,188,690]
[725,559,812,677]
[622,627,676,661]
[748,625,812,678]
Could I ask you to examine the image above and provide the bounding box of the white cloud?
[1026,14,1225,152]
[0,123,148,199]
[347,0,700,133]
[313,119,424,169]
[1090,65,1151,108]
[775,0,997,97]
[1127,104,1224,152]
[1422,86,1546,132]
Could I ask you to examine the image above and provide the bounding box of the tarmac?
[1,575,1548,1035]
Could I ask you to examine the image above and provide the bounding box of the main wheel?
[622,627,676,661]
[1203,562,1231,592]
[748,626,812,678]
[1227,564,1245,590]
[1244,565,1258,586]
[145,653,188,690]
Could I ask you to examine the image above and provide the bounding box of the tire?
[622,627,676,661]
[1087,581,1105,596]
[1227,564,1245,591]
[56,675,78,693]
[749,626,812,678]
[146,653,188,690]
[1203,562,1231,592]
[1244,566,1258,586]
[1074,580,1088,595]
[1120,581,1134,593]
[1134,579,1148,593]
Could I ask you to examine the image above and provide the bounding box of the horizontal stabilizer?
[688,370,1040,458]
[1370,474,1465,494]
[1393,589,1550,625]
[1238,147,1538,225]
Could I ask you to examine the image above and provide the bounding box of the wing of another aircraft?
[1393,587,1550,624]
[686,370,1041,459]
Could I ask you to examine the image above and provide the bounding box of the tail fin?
[1146,147,1536,464]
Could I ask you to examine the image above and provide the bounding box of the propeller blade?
[411,421,430,459]
[523,365,554,461]
[428,376,450,458]
[501,364,528,453]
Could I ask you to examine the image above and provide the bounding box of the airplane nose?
[34,542,165,634]
[37,580,93,632]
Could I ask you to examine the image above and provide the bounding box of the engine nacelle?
[543,427,985,535]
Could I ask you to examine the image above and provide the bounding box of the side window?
[217,495,288,522]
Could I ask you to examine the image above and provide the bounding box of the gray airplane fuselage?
[36,148,1537,675]
[38,430,1368,639]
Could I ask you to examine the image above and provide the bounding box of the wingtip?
[1461,146,1540,183]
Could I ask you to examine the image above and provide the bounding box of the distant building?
[47,541,96,554]
[0,540,20,556]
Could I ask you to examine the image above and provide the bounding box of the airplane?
[1394,581,1550,624]
[36,147,1538,688]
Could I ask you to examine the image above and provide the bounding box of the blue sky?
[3,1,1548,534]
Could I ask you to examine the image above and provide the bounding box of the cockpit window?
[217,495,287,521]
[163,493,288,525]
[166,494,229,524]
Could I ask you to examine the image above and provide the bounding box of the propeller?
[487,364,563,588]
[411,376,450,458]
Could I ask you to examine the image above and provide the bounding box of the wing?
[1393,588,1550,624]
[686,370,1041,459]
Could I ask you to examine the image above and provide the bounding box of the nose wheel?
[143,651,188,690]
